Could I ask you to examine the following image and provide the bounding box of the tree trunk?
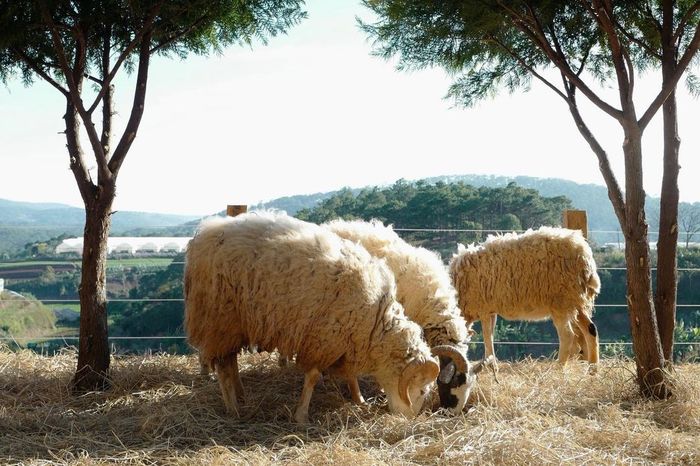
[622,125,670,398]
[655,88,679,363]
[72,191,114,392]
[655,1,680,362]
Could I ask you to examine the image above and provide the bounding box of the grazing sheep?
[184,211,440,423]
[324,219,489,414]
[449,227,600,369]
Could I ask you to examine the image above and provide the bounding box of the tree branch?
[101,27,113,159]
[589,0,635,112]
[576,41,594,76]
[39,3,81,97]
[84,73,103,85]
[643,1,663,34]
[639,20,700,130]
[41,5,113,183]
[64,99,95,203]
[489,36,568,101]
[562,76,627,225]
[622,43,635,96]
[613,16,661,60]
[12,48,69,96]
[495,1,624,121]
[85,6,160,116]
[673,1,700,43]
[108,30,153,175]
[149,14,210,54]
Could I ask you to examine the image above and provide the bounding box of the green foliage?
[109,255,187,352]
[11,270,80,300]
[0,291,56,337]
[0,0,307,86]
[360,1,700,107]
[297,179,572,258]
[297,179,571,228]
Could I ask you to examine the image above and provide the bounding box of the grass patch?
[46,303,80,313]
[0,258,175,270]
[105,258,176,269]
[0,261,79,269]
[0,292,56,338]
[0,350,698,465]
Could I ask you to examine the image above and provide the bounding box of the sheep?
[323,218,490,414]
[449,226,600,370]
[184,211,440,423]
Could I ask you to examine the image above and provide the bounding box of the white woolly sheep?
[324,218,491,414]
[184,211,440,423]
[449,226,600,369]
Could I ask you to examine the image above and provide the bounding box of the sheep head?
[433,345,489,414]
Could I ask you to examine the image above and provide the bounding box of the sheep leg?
[347,377,365,404]
[552,315,576,366]
[574,309,600,372]
[216,353,244,415]
[198,352,212,377]
[294,368,321,423]
[481,314,499,372]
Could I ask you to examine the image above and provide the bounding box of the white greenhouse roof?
[56,237,192,255]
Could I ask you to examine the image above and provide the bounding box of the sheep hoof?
[294,407,309,424]
[224,404,240,417]
[588,363,599,375]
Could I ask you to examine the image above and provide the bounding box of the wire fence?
[2,227,700,351]
[0,335,697,346]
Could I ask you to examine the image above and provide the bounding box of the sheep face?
[431,344,474,414]
[436,359,475,414]
[437,356,492,413]
[380,359,439,417]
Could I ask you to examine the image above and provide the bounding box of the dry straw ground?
[1,345,699,465]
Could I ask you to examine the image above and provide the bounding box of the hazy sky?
[1,1,699,216]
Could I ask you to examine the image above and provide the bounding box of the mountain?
[0,198,199,256]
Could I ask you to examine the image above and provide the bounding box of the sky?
[1,1,700,216]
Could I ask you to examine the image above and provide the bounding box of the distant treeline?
[296,179,571,230]
[296,179,572,257]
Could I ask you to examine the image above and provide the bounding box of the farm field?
[0,257,173,278]
[1,348,698,465]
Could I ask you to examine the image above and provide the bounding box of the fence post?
[563,209,588,239]
[226,205,248,217]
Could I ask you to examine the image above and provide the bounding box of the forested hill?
[426,174,650,234]
[256,174,649,233]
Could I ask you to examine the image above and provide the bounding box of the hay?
[1,346,698,465]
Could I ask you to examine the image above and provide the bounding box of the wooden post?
[226,205,248,217]
[563,209,588,239]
